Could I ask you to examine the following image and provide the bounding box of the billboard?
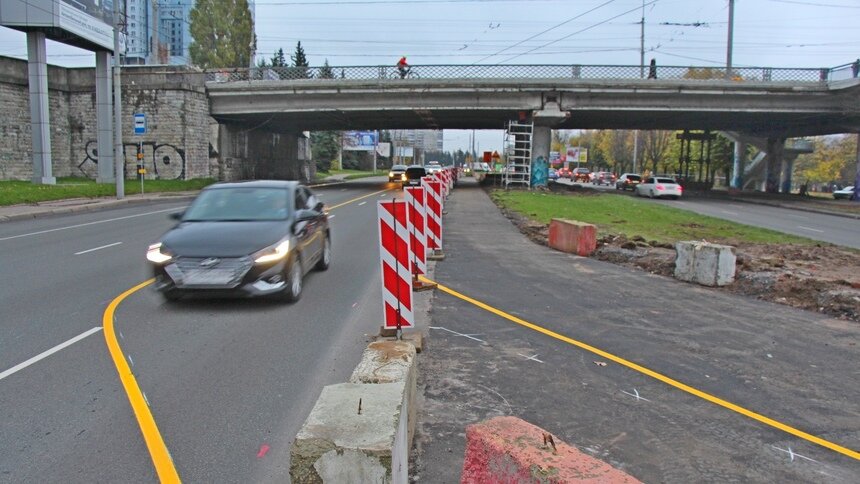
[343,131,378,151]
[0,0,116,51]
[565,146,588,164]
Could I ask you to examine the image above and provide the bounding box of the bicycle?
[390,67,419,79]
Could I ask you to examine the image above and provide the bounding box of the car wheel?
[281,256,303,302]
[315,235,331,271]
[649,189,655,199]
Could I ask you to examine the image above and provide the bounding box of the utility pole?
[113,0,124,199]
[726,0,735,80]
[633,0,645,173]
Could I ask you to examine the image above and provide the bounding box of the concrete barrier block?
[674,241,737,286]
[461,416,641,483]
[350,341,418,451]
[290,382,408,484]
[548,218,597,256]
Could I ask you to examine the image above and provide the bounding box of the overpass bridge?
[206,63,860,137]
[206,63,860,192]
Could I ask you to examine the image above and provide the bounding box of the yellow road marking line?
[103,278,180,483]
[103,187,392,481]
[327,188,392,210]
[419,275,860,462]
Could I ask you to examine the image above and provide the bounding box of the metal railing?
[204,63,859,84]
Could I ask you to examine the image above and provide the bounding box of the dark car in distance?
[403,165,427,189]
[615,173,642,191]
[146,180,330,302]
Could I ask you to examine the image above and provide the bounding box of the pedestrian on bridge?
[648,58,657,79]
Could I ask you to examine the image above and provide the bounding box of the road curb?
[0,194,197,223]
[726,196,860,220]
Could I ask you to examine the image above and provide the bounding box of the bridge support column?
[854,133,860,202]
[27,31,55,185]
[95,50,115,183]
[763,137,783,193]
[532,125,551,167]
[780,156,794,194]
[731,141,746,189]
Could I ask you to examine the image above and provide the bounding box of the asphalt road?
[555,179,859,248]
[0,179,396,482]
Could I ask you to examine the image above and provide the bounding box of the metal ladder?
[504,121,533,187]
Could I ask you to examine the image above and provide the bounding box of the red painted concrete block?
[548,218,597,256]
[461,417,640,484]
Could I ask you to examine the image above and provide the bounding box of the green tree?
[289,41,310,79]
[310,131,340,172]
[189,0,256,69]
[319,59,335,79]
[271,48,287,67]
[796,135,856,186]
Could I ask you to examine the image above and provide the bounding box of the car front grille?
[165,256,254,288]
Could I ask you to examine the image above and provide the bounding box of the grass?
[0,177,216,206]
[316,168,383,181]
[490,190,816,245]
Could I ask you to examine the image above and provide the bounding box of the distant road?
[556,179,858,248]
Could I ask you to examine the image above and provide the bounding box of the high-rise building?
[124,0,153,65]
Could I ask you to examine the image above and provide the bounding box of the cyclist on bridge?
[397,55,410,79]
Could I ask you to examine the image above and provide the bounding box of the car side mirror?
[314,201,325,212]
[169,211,183,220]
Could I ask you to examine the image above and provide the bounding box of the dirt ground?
[495,191,860,323]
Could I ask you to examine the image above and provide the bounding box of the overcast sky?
[1,0,858,151]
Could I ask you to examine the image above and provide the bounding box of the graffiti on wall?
[78,140,186,179]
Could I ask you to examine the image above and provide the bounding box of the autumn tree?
[189,0,255,68]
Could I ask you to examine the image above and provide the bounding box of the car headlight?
[253,239,291,264]
[388,171,394,178]
[146,242,173,264]
[401,173,407,181]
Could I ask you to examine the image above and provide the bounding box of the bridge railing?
[204,64,855,84]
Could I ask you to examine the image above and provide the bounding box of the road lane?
[0,181,391,482]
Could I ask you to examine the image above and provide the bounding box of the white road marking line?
[74,241,123,255]
[797,226,824,233]
[0,208,181,242]
[771,445,819,463]
[517,353,545,363]
[327,214,336,220]
[0,327,102,381]
[128,355,134,367]
[429,326,485,343]
[622,388,651,402]
[358,201,367,206]
[720,210,738,215]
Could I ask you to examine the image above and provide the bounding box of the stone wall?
[0,55,312,182]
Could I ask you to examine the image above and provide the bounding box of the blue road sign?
[134,113,146,135]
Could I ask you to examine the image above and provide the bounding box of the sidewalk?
[411,178,859,483]
[0,191,198,223]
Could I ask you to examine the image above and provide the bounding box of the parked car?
[548,168,559,180]
[635,176,683,199]
[833,186,855,200]
[615,173,642,191]
[592,171,616,186]
[388,164,408,183]
[572,167,591,182]
[403,165,427,188]
[146,181,330,302]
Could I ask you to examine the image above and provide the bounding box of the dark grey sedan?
[146,180,330,302]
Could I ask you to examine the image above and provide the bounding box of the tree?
[288,41,310,79]
[189,0,256,69]
[310,131,340,172]
[271,48,287,67]
[319,59,335,79]
[796,135,856,188]
[643,131,673,174]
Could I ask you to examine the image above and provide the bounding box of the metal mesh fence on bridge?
[204,64,850,84]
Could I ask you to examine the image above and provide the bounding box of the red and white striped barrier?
[377,199,414,330]
[403,186,427,276]
[422,177,444,257]
[434,171,449,198]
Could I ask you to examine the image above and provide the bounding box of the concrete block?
[548,218,597,256]
[291,382,408,484]
[461,416,641,483]
[674,241,737,286]
[350,341,418,453]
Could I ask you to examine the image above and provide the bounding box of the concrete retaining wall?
[674,241,737,286]
[548,218,597,256]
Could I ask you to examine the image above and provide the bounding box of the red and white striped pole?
[377,199,414,336]
[404,186,436,291]
[422,177,445,260]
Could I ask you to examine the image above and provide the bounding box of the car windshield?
[182,187,290,222]
[391,165,407,171]
[575,168,589,173]
[655,178,676,184]
[406,167,426,178]
[627,175,641,180]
